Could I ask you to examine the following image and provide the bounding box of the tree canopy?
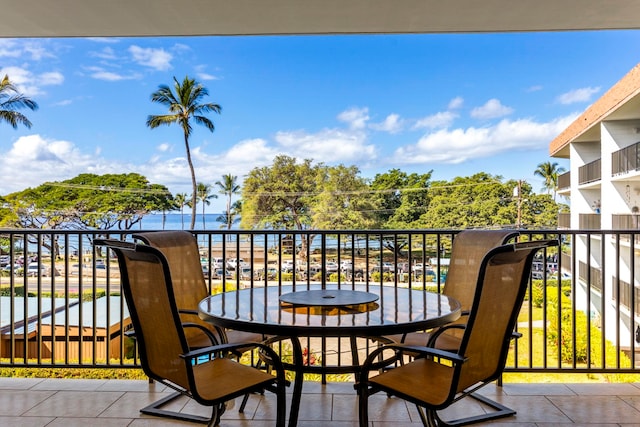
[1,173,174,230]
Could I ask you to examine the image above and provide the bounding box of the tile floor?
[0,378,639,426]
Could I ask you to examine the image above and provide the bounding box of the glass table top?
[199,283,461,337]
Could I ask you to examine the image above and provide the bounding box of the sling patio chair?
[94,238,287,427]
[132,231,265,351]
[357,239,558,427]
[133,231,283,413]
[383,229,520,350]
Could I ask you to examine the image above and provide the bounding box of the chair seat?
[368,357,454,407]
[192,358,278,403]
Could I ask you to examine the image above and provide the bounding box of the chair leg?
[431,392,516,426]
[140,391,211,424]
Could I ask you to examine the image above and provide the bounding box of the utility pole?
[514,180,522,229]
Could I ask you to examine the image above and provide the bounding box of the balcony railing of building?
[612,141,640,176]
[558,212,571,228]
[579,213,601,229]
[558,171,571,191]
[578,158,601,185]
[0,228,638,378]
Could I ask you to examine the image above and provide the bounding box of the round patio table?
[198,283,460,427]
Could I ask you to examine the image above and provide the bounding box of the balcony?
[557,171,570,192]
[0,227,639,425]
[578,158,601,185]
[612,142,640,176]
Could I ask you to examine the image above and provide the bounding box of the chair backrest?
[455,239,557,392]
[133,231,208,309]
[444,229,519,313]
[132,231,221,343]
[96,239,191,389]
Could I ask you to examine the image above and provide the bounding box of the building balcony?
[578,158,602,186]
[0,227,639,426]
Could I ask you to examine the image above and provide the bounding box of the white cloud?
[90,46,118,60]
[392,113,578,165]
[337,107,370,130]
[0,39,54,61]
[0,135,102,194]
[274,128,377,162]
[85,66,139,81]
[369,113,403,134]
[470,98,514,119]
[556,86,601,105]
[157,143,171,152]
[448,96,464,110]
[527,85,543,92]
[0,40,21,58]
[128,45,173,71]
[0,66,63,96]
[413,111,459,130]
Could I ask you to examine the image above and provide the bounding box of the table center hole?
[322,295,336,299]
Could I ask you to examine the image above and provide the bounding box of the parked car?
[26,264,48,277]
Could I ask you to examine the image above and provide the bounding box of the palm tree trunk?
[184,134,197,230]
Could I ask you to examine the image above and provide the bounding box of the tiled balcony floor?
[0,377,640,426]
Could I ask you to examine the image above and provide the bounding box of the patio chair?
[385,229,520,349]
[94,238,287,426]
[132,231,265,351]
[356,239,558,427]
[133,231,278,414]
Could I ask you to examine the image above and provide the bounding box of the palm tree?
[147,76,221,230]
[0,74,38,129]
[215,174,240,229]
[534,161,566,201]
[195,182,217,229]
[173,193,188,229]
[216,200,241,229]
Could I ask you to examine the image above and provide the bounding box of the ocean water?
[135,213,232,230]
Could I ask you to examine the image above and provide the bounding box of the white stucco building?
[551,63,640,350]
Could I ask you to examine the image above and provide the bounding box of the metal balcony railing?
[612,141,640,176]
[578,158,601,185]
[558,171,570,190]
[0,228,639,377]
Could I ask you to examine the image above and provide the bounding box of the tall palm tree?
[215,174,240,229]
[0,74,38,129]
[146,76,221,230]
[216,200,241,229]
[173,193,188,230]
[195,182,217,229]
[534,161,566,201]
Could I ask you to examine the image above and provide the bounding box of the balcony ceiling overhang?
[4,0,640,38]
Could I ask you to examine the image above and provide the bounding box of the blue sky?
[1,30,640,212]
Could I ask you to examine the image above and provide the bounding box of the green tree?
[147,75,221,230]
[0,74,38,129]
[368,168,433,228]
[215,174,240,230]
[195,182,217,229]
[312,164,376,229]
[241,155,323,259]
[173,192,189,229]
[534,161,566,201]
[416,173,560,229]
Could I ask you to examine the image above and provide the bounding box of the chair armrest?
[357,341,467,389]
[426,323,466,347]
[181,341,288,384]
[182,322,221,346]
